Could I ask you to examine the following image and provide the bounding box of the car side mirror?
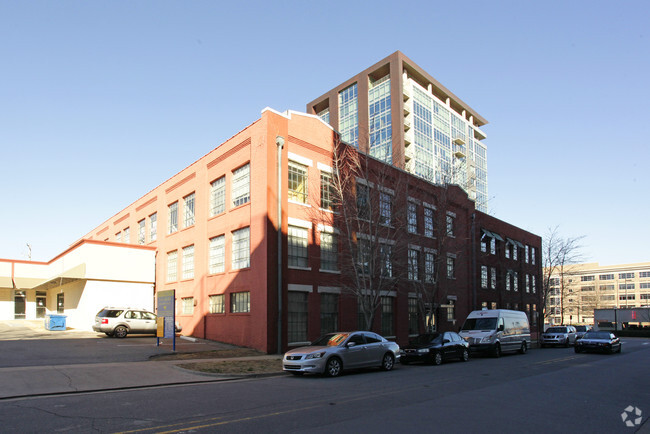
[346,342,356,348]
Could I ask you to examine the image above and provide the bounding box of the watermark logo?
[621,405,642,427]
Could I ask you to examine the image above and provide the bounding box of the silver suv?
[540,325,577,347]
[93,307,179,338]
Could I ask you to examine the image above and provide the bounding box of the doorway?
[14,291,26,319]
[36,291,47,318]
[57,293,64,314]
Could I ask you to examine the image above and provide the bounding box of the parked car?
[540,326,577,347]
[459,309,531,357]
[574,325,592,340]
[92,307,181,338]
[282,331,400,377]
[574,331,621,354]
[400,331,470,365]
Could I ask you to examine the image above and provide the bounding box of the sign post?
[156,289,176,351]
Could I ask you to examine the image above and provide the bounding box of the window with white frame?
[446,255,456,279]
[490,267,497,289]
[513,272,519,291]
[640,271,650,278]
[168,202,178,234]
[525,274,530,292]
[380,243,393,277]
[408,248,420,281]
[320,172,334,211]
[123,227,130,243]
[532,275,536,293]
[115,231,122,243]
[525,245,530,263]
[424,251,436,283]
[356,183,370,220]
[379,192,392,225]
[166,250,178,282]
[531,247,536,265]
[209,235,225,274]
[149,212,157,241]
[288,162,308,203]
[506,271,512,291]
[232,163,250,207]
[320,231,338,271]
[182,245,194,279]
[182,297,194,315]
[183,192,195,227]
[481,265,488,288]
[138,220,145,245]
[446,213,455,237]
[424,206,434,237]
[288,291,308,343]
[209,294,225,314]
[619,272,635,279]
[288,226,309,268]
[231,291,250,313]
[407,202,418,233]
[357,239,370,274]
[210,176,225,216]
[232,227,250,269]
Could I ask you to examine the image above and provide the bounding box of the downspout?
[276,135,285,354]
[470,212,477,311]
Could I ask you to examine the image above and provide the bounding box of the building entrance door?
[36,291,47,318]
[14,291,26,319]
[57,293,64,314]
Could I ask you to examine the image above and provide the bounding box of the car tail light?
[101,319,108,324]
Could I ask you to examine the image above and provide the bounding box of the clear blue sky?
[1,1,648,266]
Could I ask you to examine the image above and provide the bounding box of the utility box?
[45,314,67,331]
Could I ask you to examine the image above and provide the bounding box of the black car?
[400,331,470,365]
[574,331,621,354]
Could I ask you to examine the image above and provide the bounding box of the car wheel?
[381,353,395,371]
[114,326,128,339]
[493,343,501,358]
[432,352,443,365]
[460,349,469,362]
[325,357,342,377]
[519,341,527,355]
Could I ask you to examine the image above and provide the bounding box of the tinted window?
[312,333,349,346]
[97,309,123,318]
[546,327,567,333]
[141,311,156,320]
[348,334,366,345]
[462,317,497,331]
[411,333,441,345]
[365,333,382,344]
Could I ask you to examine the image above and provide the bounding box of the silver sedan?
[283,331,400,377]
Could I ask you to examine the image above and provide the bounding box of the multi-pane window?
[318,107,330,123]
[232,227,250,269]
[525,274,530,292]
[209,294,225,314]
[380,243,393,277]
[407,202,418,233]
[209,235,225,274]
[619,294,636,301]
[408,298,419,335]
[123,227,130,243]
[210,176,225,216]
[619,283,635,290]
[423,207,434,237]
[183,193,195,227]
[381,297,394,337]
[506,271,512,291]
[320,232,338,271]
[320,172,334,211]
[320,293,338,335]
[581,275,595,282]
[532,275,537,293]
[641,283,650,289]
[149,213,157,241]
[424,251,436,283]
[408,248,420,281]
[513,272,519,291]
[356,183,370,220]
[357,239,370,274]
[446,214,455,237]
[116,232,122,243]
[232,163,250,207]
[447,299,456,322]
[531,247,536,265]
[182,297,194,315]
[288,291,308,343]
[168,202,178,234]
[231,291,250,313]
[339,83,359,147]
[288,226,309,268]
[446,255,455,279]
[600,274,615,280]
[166,250,178,282]
[368,75,392,162]
[138,220,146,245]
[288,162,308,203]
[640,271,650,278]
[619,272,635,279]
[490,267,497,289]
[525,245,530,263]
[379,192,392,225]
[182,245,194,279]
[481,266,488,288]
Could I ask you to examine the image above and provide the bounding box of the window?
[446,299,455,322]
[531,247,536,265]
[619,283,635,290]
[446,255,455,279]
[320,232,338,271]
[166,250,178,282]
[288,292,308,343]
[513,272,519,292]
[424,251,436,283]
[640,293,650,299]
[408,298,419,335]
[232,227,250,269]
[619,272,635,279]
[288,226,309,268]
[182,245,194,279]
[525,245,530,263]
[525,274,530,293]
[210,176,225,216]
[182,297,194,315]
[481,266,488,289]
[115,232,121,243]
[356,183,370,220]
[320,172,334,211]
[423,207,434,237]
[231,291,250,313]
[581,275,595,282]
[288,162,308,203]
[138,220,146,245]
[209,235,225,274]
[599,274,614,280]
[619,294,636,301]
[446,214,455,237]
[532,304,537,326]
[532,275,537,293]
[407,202,418,234]
[183,192,195,227]
[490,267,497,289]
[490,238,496,255]
[123,227,130,243]
[379,192,392,225]
[209,294,225,314]
[168,202,178,234]
[357,239,370,274]
[581,286,595,292]
[640,271,650,278]
[380,243,393,277]
[381,297,394,337]
[339,83,359,147]
[601,295,616,301]
[320,293,338,335]
[232,163,250,207]
[408,248,420,281]
[640,283,650,289]
[149,213,157,241]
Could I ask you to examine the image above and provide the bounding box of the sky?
[1,0,648,266]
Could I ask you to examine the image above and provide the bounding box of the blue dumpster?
[45,314,67,331]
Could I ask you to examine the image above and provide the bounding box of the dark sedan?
[400,331,470,365]
[574,331,621,354]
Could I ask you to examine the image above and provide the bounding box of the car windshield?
[545,327,566,333]
[462,317,497,331]
[583,331,612,340]
[311,333,349,346]
[97,309,123,318]
[410,333,442,345]
[575,326,588,332]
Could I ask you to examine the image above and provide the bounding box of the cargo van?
[459,309,531,357]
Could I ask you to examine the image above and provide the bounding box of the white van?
[459,309,531,357]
